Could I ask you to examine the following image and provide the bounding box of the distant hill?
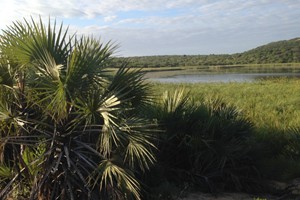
[111,38,300,67]
[237,37,300,64]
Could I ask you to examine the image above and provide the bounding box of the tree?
[0,17,155,200]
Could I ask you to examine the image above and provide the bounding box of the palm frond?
[1,17,71,66]
[161,88,189,114]
[0,163,13,183]
[93,160,141,200]
[0,16,156,199]
[0,60,14,87]
[125,135,156,172]
[65,36,116,94]
[28,78,68,121]
[107,65,152,111]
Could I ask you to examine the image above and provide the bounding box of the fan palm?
[0,18,155,200]
[145,89,260,195]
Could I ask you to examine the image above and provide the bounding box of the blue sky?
[0,0,299,56]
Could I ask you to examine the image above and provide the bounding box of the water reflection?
[150,73,300,83]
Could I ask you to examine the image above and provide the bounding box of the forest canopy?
[111,38,300,68]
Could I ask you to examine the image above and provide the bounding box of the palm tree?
[0,17,155,200]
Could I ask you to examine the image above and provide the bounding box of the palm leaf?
[65,36,115,95]
[125,134,156,172]
[93,160,141,200]
[0,60,14,87]
[0,16,156,200]
[107,65,152,111]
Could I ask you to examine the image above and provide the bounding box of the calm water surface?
[150,73,300,83]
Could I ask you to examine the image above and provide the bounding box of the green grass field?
[150,78,300,134]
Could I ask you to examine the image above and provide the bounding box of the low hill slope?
[111,38,300,67]
[237,37,300,64]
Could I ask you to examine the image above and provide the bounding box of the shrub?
[0,18,156,200]
[144,89,262,197]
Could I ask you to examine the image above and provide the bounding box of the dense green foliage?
[238,38,300,63]
[1,17,299,200]
[0,18,155,200]
[151,79,300,179]
[111,38,300,67]
[143,90,261,199]
[151,79,300,132]
[144,79,300,199]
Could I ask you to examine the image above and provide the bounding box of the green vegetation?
[150,78,300,132]
[151,79,300,181]
[144,90,261,198]
[0,17,300,200]
[0,18,155,199]
[141,64,300,80]
[145,79,300,199]
[111,38,300,68]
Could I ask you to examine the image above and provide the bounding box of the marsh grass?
[150,78,300,134]
[149,78,300,186]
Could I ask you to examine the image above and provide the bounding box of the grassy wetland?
[101,63,300,198]
[144,77,300,199]
[1,18,299,199]
[150,78,300,133]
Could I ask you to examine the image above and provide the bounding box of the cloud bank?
[0,0,299,56]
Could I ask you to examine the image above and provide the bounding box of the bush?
[255,127,300,182]
[144,89,262,197]
[0,18,156,200]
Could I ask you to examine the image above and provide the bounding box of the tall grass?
[150,78,300,134]
[149,78,300,185]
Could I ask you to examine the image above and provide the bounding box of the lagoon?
[150,72,300,83]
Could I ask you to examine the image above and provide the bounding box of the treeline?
[111,37,300,68]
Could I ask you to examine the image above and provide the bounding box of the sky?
[0,0,299,56]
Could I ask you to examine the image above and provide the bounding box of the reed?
[150,78,300,183]
[150,78,300,134]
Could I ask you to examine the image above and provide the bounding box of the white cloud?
[0,0,299,55]
[104,15,117,22]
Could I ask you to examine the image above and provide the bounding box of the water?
[150,73,300,83]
